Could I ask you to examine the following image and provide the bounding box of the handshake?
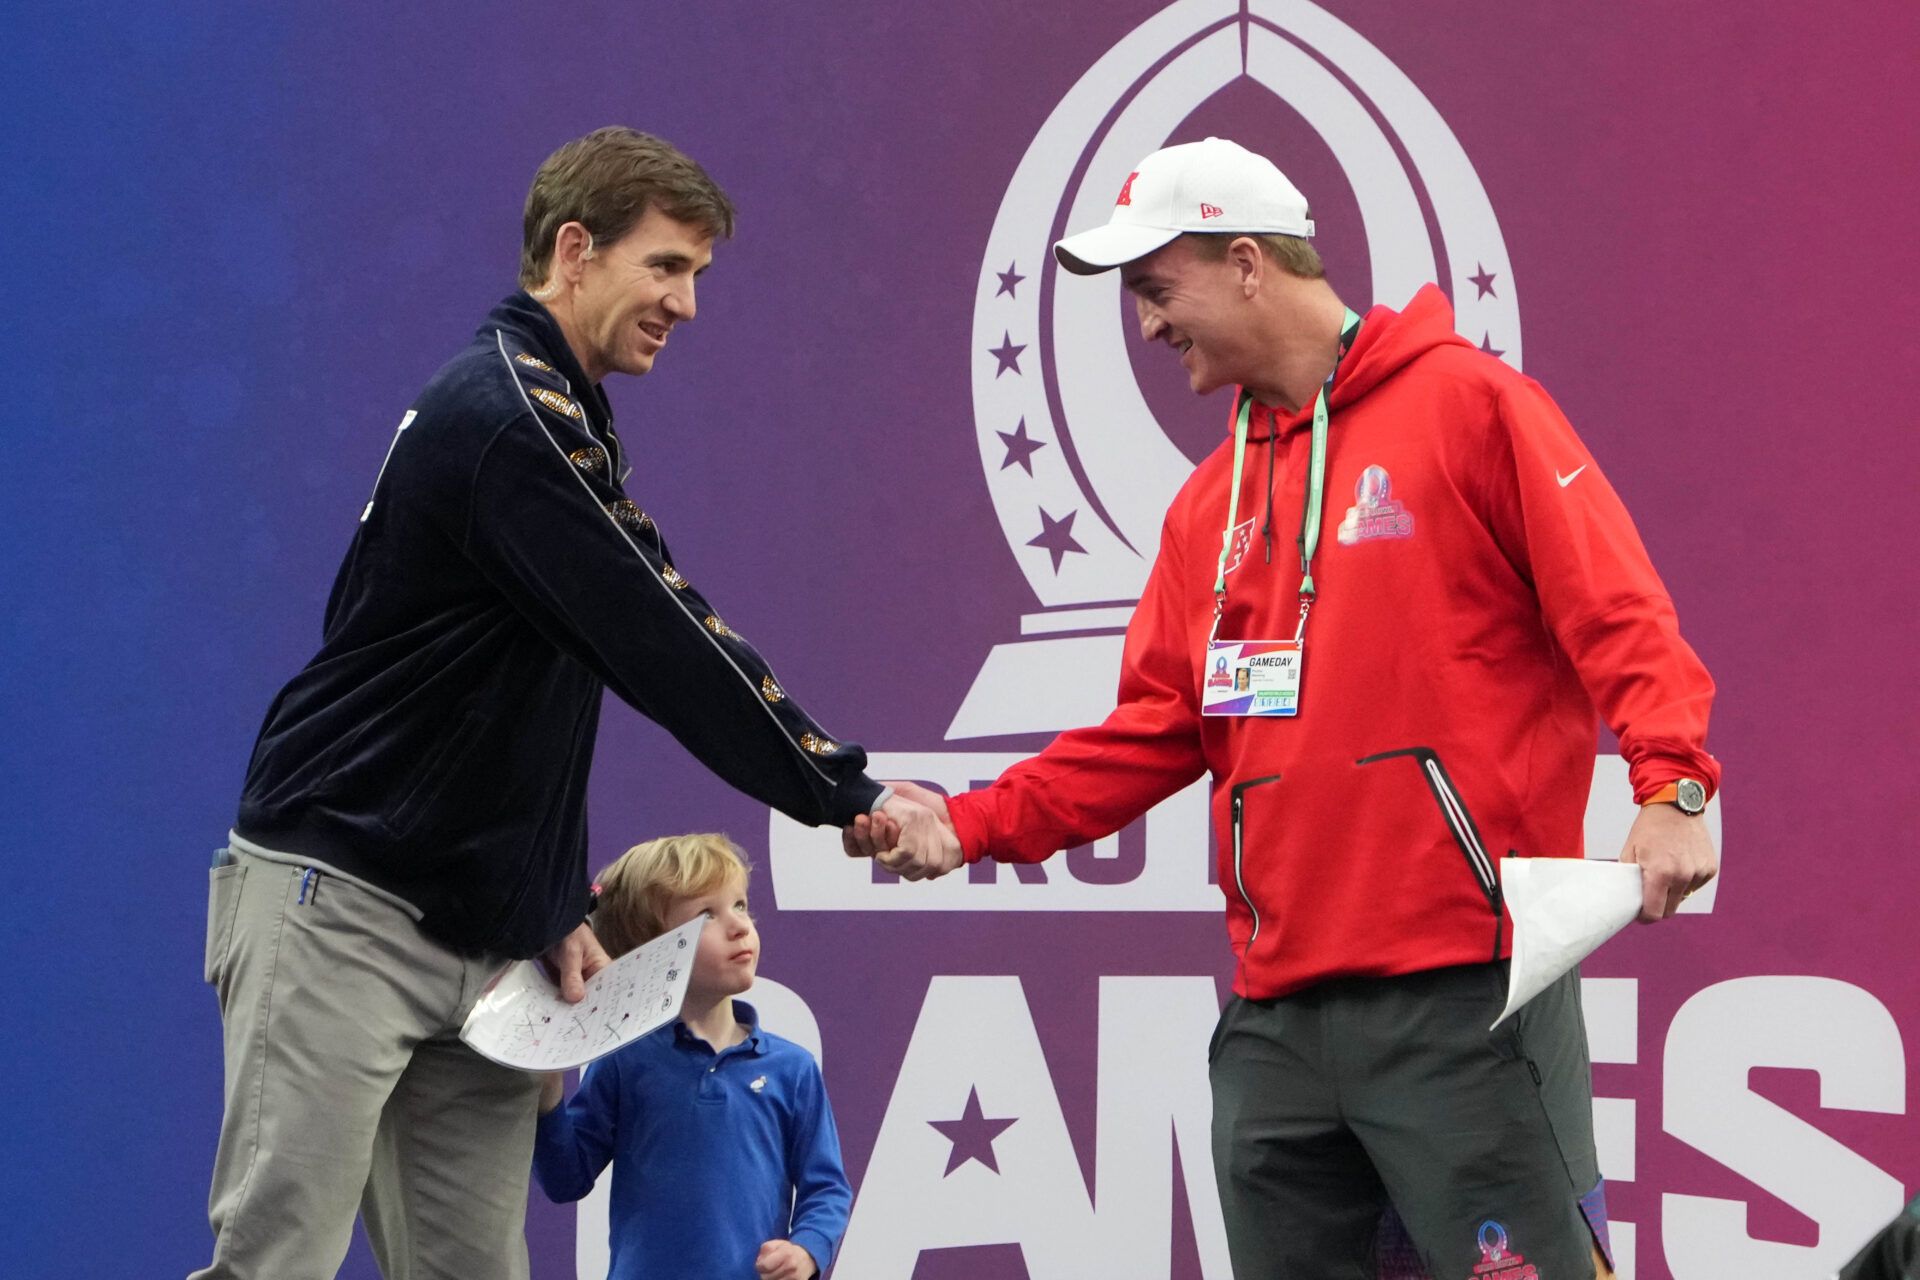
[841,781,963,881]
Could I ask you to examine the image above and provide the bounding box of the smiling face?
[1121,235,1261,397]
[565,206,714,381]
[660,871,759,1006]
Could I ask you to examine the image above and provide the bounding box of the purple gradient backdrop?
[2,1,1915,1276]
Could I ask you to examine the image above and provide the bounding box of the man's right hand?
[538,922,611,1003]
[844,781,961,881]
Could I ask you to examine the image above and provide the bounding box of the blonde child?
[533,835,851,1280]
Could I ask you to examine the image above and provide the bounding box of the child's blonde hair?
[590,833,751,958]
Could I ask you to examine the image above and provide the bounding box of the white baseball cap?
[1053,137,1315,276]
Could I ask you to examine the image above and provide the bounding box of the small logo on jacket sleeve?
[514,353,555,372]
[530,388,583,420]
[605,499,654,535]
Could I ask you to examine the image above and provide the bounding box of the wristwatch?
[1645,779,1708,815]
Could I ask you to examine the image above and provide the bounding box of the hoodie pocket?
[1228,775,1283,947]
[1356,746,1505,959]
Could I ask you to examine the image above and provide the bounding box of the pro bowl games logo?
[1337,464,1415,544]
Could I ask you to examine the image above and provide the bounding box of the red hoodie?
[946,285,1719,1000]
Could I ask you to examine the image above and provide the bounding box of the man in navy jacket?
[192,127,954,1280]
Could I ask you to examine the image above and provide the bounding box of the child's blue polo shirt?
[533,1000,851,1280]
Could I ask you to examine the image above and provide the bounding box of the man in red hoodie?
[855,137,1720,1278]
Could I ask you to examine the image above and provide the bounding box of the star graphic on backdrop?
[928,1086,1018,1176]
[1027,507,1086,572]
[1468,263,1499,299]
[995,262,1026,298]
[1479,332,1505,360]
[997,418,1047,474]
[989,331,1027,377]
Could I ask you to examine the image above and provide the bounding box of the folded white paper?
[460,916,705,1071]
[1493,858,1643,1030]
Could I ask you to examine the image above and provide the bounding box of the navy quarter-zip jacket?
[237,293,882,957]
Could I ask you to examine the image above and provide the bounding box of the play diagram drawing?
[460,916,705,1071]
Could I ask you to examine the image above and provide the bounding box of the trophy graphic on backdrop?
[956,0,1520,739]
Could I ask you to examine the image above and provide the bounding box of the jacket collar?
[482,291,615,429]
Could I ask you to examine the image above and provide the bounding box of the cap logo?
[1199,203,1223,220]
[1115,172,1138,206]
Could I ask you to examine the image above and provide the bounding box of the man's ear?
[550,221,595,281]
[1228,235,1265,298]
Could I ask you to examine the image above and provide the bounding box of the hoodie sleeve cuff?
[945,790,992,864]
[1626,751,1721,806]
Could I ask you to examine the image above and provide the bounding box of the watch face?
[1676,779,1707,814]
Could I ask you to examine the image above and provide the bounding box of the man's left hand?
[539,922,611,1003]
[754,1239,818,1280]
[1619,802,1717,922]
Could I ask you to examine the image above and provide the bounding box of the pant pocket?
[204,862,247,984]
[1207,995,1242,1067]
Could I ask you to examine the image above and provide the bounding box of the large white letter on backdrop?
[836,976,1094,1277]
[836,975,1232,1278]
[1661,976,1905,1279]
[1094,976,1233,1278]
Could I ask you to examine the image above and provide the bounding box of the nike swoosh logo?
[1556,465,1587,488]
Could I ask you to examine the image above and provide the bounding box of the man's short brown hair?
[1186,231,1324,280]
[589,833,751,958]
[518,127,737,289]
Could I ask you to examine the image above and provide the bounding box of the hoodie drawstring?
[1260,423,1277,564]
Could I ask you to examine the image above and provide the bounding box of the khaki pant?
[191,847,541,1280]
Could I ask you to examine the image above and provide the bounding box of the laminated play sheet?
[460,916,705,1070]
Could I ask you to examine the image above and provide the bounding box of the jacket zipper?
[1229,775,1282,946]
[1356,747,1505,959]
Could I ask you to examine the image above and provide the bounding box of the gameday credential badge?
[1202,639,1302,717]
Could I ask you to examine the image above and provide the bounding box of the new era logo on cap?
[1056,137,1316,275]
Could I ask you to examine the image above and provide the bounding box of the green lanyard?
[1211,308,1362,642]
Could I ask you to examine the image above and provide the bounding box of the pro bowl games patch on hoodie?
[1336,464,1415,545]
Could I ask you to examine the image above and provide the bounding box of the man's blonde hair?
[1186,231,1324,279]
[590,833,751,958]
